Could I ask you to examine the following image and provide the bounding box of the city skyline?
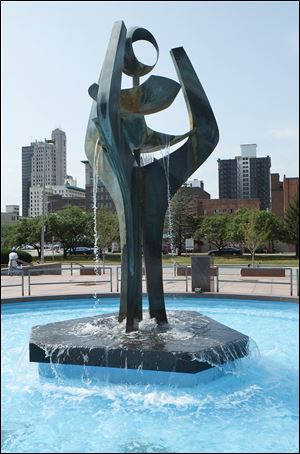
[1,1,299,211]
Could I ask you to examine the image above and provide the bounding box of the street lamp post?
[41,138,54,263]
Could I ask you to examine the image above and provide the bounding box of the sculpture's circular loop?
[123,27,159,77]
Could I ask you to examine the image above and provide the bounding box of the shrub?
[1,248,33,265]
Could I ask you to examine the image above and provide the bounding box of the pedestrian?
[8,247,20,276]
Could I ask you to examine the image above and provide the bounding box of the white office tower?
[31,129,67,187]
[51,128,67,185]
[28,129,69,216]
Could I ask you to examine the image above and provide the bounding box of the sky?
[1,1,299,212]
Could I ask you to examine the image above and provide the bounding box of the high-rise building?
[31,129,66,187]
[218,159,238,199]
[22,129,67,216]
[22,145,34,217]
[218,144,271,210]
[51,128,67,184]
[81,160,115,211]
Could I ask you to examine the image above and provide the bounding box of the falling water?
[140,152,155,166]
[93,142,101,306]
[161,143,176,256]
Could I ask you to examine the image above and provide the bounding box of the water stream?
[161,142,176,256]
[92,142,101,306]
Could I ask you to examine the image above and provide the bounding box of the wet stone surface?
[29,311,249,373]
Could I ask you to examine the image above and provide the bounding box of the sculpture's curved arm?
[95,20,126,153]
[171,47,219,135]
[149,46,219,195]
[141,126,193,154]
[120,75,181,115]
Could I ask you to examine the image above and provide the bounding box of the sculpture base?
[29,311,249,378]
[38,361,236,387]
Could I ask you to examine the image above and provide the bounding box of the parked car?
[207,247,242,256]
[72,246,94,255]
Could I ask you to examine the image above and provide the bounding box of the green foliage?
[243,211,271,265]
[1,224,18,248]
[284,192,299,243]
[1,248,33,265]
[167,188,200,255]
[284,192,299,257]
[194,213,230,250]
[47,206,93,258]
[96,208,120,250]
[227,208,284,245]
[9,217,44,257]
[227,208,284,265]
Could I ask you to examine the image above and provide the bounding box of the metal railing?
[2,263,298,298]
[25,264,113,296]
[215,265,295,296]
[1,268,25,296]
[116,264,190,292]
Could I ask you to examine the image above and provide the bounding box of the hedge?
[1,248,33,265]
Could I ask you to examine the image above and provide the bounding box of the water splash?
[161,142,176,256]
[92,141,101,307]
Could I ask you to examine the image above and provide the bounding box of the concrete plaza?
[1,263,299,301]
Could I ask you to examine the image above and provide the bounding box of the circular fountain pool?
[1,297,299,453]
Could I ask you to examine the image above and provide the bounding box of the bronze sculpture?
[85,21,219,332]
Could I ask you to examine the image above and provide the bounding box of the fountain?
[29,21,250,379]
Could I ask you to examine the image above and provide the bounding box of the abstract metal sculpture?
[85,21,219,332]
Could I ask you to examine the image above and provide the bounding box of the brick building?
[196,197,260,217]
[271,174,299,218]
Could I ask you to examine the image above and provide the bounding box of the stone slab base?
[29,310,249,374]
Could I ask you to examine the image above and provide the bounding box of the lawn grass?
[162,254,299,267]
[39,253,299,267]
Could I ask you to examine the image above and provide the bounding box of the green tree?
[10,217,46,258]
[1,224,18,248]
[167,188,200,255]
[194,213,230,251]
[227,208,284,265]
[47,206,93,258]
[284,192,299,258]
[243,211,271,266]
[96,208,120,268]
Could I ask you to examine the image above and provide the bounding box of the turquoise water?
[1,297,299,453]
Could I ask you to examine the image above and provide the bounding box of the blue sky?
[1,1,299,211]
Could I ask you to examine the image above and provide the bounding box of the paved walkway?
[1,264,298,300]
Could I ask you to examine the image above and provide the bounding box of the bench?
[177,266,217,277]
[23,263,62,275]
[240,268,285,277]
[176,266,191,276]
[80,267,102,276]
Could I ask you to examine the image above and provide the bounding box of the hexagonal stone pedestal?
[29,311,249,380]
